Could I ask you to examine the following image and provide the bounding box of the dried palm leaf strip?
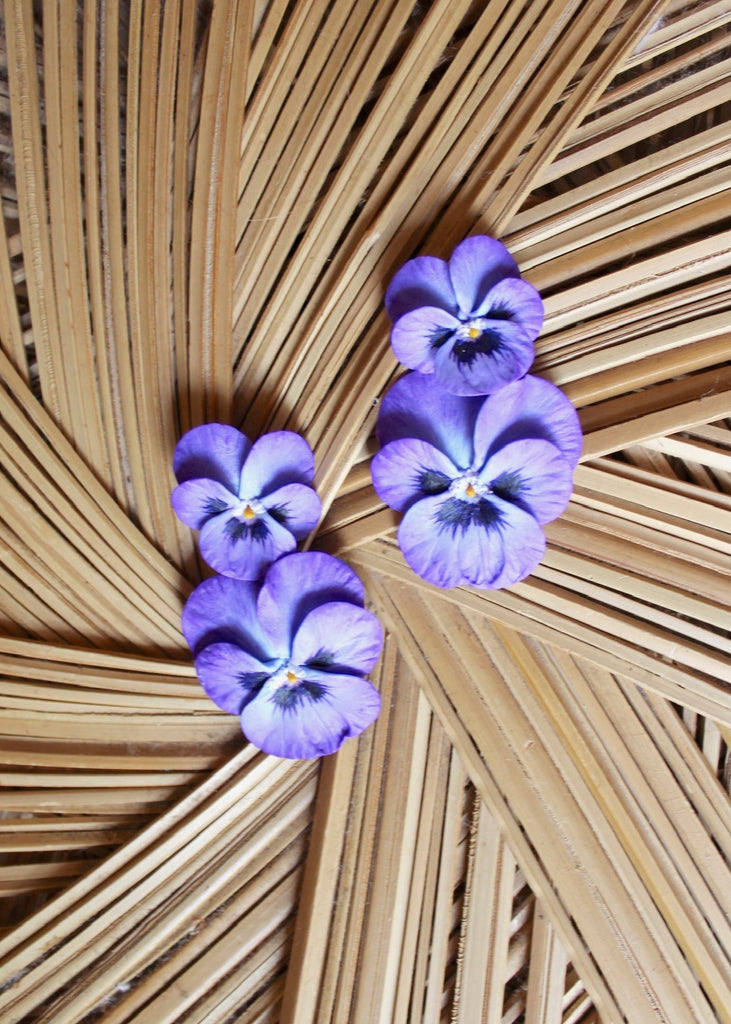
[583,380,731,459]
[380,581,727,1023]
[529,185,731,295]
[0,189,26,378]
[507,119,731,253]
[92,0,156,536]
[0,350,189,624]
[4,1,69,431]
[626,0,731,68]
[573,462,731,553]
[0,821,139,853]
[472,0,672,232]
[544,650,731,940]
[355,541,731,726]
[83,792,313,1024]
[0,636,195,678]
[451,800,517,1024]
[42,1,109,481]
[618,684,731,857]
[0,433,182,650]
[233,0,418,348]
[541,230,731,337]
[540,54,731,185]
[524,904,568,1024]
[368,576,623,1022]
[282,637,467,1024]
[186,0,251,430]
[0,748,315,1023]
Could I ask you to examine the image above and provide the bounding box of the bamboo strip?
[453,802,516,1024]
[355,543,731,725]
[78,792,314,1024]
[278,739,360,1024]
[524,905,567,1024]
[4,0,67,428]
[43,0,109,479]
[368,575,623,1023]
[0,754,312,1022]
[97,0,155,536]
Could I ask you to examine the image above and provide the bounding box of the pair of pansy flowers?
[372,235,582,589]
[172,428,382,760]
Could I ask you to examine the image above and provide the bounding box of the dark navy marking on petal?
[435,496,504,536]
[418,468,451,495]
[428,326,456,351]
[271,679,329,710]
[451,329,502,367]
[237,671,271,691]
[305,648,335,669]
[267,504,290,525]
[205,496,231,515]
[490,470,525,502]
[224,518,271,543]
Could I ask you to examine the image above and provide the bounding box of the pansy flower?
[171,424,321,580]
[371,372,581,589]
[386,235,543,396]
[182,551,383,759]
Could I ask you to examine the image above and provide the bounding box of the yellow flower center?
[467,326,481,339]
[242,504,256,520]
[286,670,299,683]
[465,482,477,498]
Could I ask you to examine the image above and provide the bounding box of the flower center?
[451,319,502,366]
[233,497,265,521]
[449,472,489,502]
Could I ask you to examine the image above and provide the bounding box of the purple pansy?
[171,424,321,580]
[386,235,543,396]
[182,552,383,759]
[371,372,581,590]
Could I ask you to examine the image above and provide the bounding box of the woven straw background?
[0,1,729,1021]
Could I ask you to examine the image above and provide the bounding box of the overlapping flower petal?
[182,553,383,760]
[171,424,321,579]
[372,371,579,590]
[385,235,543,395]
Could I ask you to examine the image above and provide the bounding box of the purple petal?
[376,372,480,469]
[240,671,381,759]
[181,576,271,658]
[390,306,460,372]
[262,482,321,539]
[488,500,546,589]
[173,424,250,492]
[199,510,296,580]
[291,602,383,675]
[397,493,546,589]
[371,438,457,512]
[397,494,505,589]
[385,255,457,322]
[448,236,520,318]
[483,439,573,524]
[432,324,535,396]
[238,431,315,498]
[194,643,271,714]
[473,375,583,469]
[170,478,235,530]
[256,552,365,657]
[474,277,544,339]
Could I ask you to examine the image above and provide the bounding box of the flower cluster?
[172,425,382,759]
[373,236,581,590]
